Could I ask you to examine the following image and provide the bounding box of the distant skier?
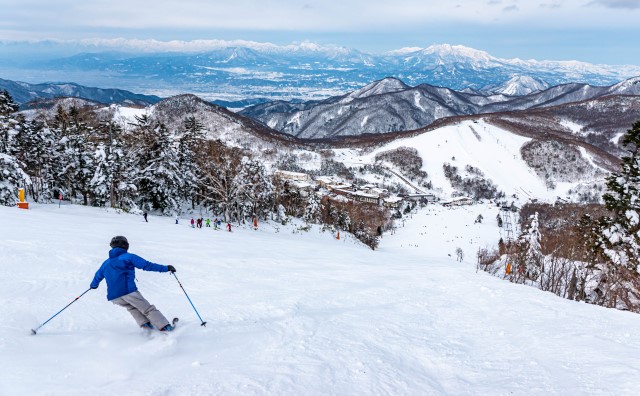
[175,217,179,225]
[90,236,176,331]
[191,218,195,228]
[143,212,148,222]
[205,218,211,227]
[253,217,258,230]
[197,218,202,228]
[226,223,232,232]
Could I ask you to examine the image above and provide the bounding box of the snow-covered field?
[2,203,640,395]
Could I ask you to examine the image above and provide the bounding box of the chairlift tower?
[502,209,514,245]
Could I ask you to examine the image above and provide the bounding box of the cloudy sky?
[1,0,640,64]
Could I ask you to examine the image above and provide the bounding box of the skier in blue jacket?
[90,236,176,331]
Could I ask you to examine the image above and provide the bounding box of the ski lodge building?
[441,196,474,207]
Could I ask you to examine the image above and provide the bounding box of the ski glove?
[167,265,176,273]
[90,285,98,289]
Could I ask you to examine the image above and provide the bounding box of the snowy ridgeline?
[2,203,640,395]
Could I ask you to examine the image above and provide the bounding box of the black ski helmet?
[110,235,129,250]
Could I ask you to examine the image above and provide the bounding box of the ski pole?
[31,288,92,335]
[171,272,207,327]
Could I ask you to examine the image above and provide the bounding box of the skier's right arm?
[90,263,105,289]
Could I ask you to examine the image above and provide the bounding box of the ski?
[141,317,179,332]
[160,317,179,332]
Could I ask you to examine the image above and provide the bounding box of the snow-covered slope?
[2,199,640,395]
[332,119,607,200]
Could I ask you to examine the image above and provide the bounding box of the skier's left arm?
[129,254,170,273]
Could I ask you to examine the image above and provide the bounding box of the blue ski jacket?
[91,247,169,300]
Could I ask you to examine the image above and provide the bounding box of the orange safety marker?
[17,188,29,209]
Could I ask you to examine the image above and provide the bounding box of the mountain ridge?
[240,76,640,139]
[0,77,161,107]
[3,42,639,101]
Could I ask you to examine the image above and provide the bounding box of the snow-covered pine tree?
[56,108,95,205]
[88,121,136,209]
[353,219,379,250]
[0,90,19,115]
[134,122,183,214]
[515,212,544,282]
[276,203,288,224]
[0,90,30,206]
[0,153,30,206]
[303,191,321,223]
[597,121,640,272]
[0,90,20,154]
[90,143,111,206]
[109,124,138,209]
[177,116,205,204]
[327,200,351,232]
[13,119,58,202]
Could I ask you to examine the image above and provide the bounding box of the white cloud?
[0,0,638,41]
[588,0,640,9]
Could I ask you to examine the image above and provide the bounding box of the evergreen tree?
[323,200,351,231]
[516,212,544,281]
[90,143,111,206]
[109,123,138,209]
[177,116,205,204]
[0,90,30,205]
[597,121,640,271]
[304,192,321,223]
[0,90,20,154]
[0,153,30,206]
[88,121,137,209]
[135,122,183,213]
[353,219,379,250]
[0,90,19,115]
[56,110,95,205]
[13,119,58,202]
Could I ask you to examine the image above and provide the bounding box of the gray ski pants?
[111,290,170,329]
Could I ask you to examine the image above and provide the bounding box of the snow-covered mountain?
[4,42,640,101]
[92,93,618,201]
[148,94,298,148]
[0,77,160,107]
[396,44,499,69]
[240,76,640,139]
[18,88,619,202]
[486,76,550,96]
